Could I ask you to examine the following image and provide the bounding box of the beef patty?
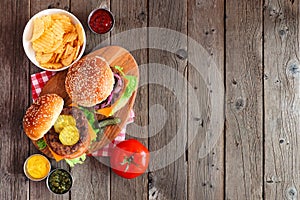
[45,107,89,156]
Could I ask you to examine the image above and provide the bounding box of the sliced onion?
[113,73,123,94]
[98,73,123,109]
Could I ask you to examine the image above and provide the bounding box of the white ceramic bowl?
[22,9,86,72]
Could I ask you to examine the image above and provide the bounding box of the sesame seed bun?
[65,56,114,107]
[23,94,64,141]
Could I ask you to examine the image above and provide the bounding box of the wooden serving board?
[35,46,139,157]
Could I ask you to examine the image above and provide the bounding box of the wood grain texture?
[70,157,110,200]
[187,0,224,199]
[264,0,300,199]
[110,0,149,199]
[225,0,263,199]
[71,0,111,54]
[0,0,30,199]
[7,0,300,199]
[28,2,71,200]
[148,0,188,199]
[70,1,111,200]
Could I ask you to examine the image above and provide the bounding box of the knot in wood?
[279,29,286,36]
[138,11,146,22]
[235,98,245,110]
[279,27,289,40]
[148,172,156,189]
[287,62,300,76]
[286,186,297,199]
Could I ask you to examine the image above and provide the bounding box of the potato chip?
[41,15,52,28]
[62,21,75,33]
[49,39,63,53]
[51,20,65,38]
[73,39,78,46]
[31,18,44,41]
[74,43,81,60]
[31,13,84,69]
[63,32,77,43]
[55,51,64,63]
[51,14,71,22]
[48,53,57,63]
[35,52,53,64]
[32,31,55,52]
[61,50,76,66]
[63,43,75,58]
[54,42,65,54]
[41,63,63,69]
[75,24,84,46]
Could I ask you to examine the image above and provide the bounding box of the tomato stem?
[120,153,140,172]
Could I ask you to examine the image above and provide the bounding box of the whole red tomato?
[110,139,150,179]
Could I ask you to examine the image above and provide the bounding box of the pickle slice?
[59,125,80,146]
[54,115,76,133]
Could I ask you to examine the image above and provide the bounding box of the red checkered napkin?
[31,71,56,100]
[30,71,134,157]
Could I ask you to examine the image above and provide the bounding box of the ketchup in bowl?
[88,9,114,34]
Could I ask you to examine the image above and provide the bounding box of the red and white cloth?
[31,71,56,100]
[31,71,134,157]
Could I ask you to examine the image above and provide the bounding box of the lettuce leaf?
[111,75,137,115]
[113,66,125,76]
[36,138,47,150]
[79,107,99,141]
[65,154,86,167]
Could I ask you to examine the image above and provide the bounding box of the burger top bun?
[23,94,64,140]
[65,56,114,107]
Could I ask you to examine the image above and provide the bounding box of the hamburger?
[23,94,91,166]
[64,55,138,153]
[65,55,138,117]
[23,55,138,166]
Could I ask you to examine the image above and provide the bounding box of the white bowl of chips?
[23,9,86,71]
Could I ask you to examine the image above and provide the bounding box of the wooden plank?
[264,0,300,199]
[187,0,224,199]
[225,0,263,199]
[70,1,111,200]
[110,0,148,199]
[0,0,30,199]
[148,0,187,199]
[28,1,70,200]
[71,0,110,53]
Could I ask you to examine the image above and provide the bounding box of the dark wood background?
[1,0,300,199]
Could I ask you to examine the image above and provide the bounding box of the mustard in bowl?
[23,154,51,181]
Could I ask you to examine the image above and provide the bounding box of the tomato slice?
[110,139,150,179]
